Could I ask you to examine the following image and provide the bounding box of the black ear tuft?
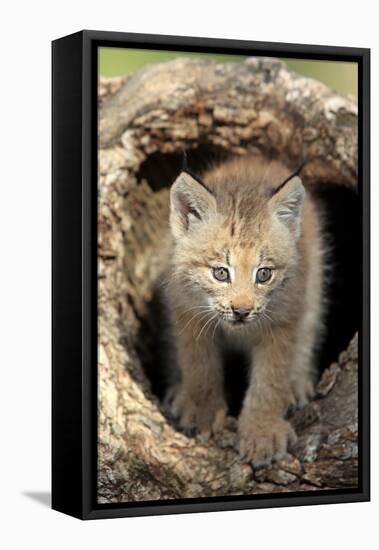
[272,160,307,197]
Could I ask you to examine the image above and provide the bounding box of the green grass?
[285,59,357,98]
[99,47,357,98]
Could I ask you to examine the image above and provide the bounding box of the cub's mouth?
[223,315,257,327]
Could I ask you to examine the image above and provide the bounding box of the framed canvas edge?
[52,29,370,521]
[52,31,85,520]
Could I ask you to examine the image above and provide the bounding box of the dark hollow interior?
[136,148,360,417]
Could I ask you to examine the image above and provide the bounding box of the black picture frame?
[52,30,370,520]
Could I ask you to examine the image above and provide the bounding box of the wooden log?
[97,58,358,503]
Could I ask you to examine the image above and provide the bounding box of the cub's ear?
[269,176,305,239]
[170,171,216,239]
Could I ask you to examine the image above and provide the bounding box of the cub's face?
[169,170,305,328]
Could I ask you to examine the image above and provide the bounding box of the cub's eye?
[256,267,272,283]
[212,266,230,282]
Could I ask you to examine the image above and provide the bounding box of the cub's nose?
[232,306,251,321]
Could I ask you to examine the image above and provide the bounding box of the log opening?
[132,148,360,415]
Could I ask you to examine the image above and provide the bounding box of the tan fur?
[166,155,325,467]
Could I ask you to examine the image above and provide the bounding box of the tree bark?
[97,58,358,503]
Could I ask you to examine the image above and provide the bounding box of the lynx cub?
[167,156,324,467]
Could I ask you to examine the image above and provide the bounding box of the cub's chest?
[218,322,261,356]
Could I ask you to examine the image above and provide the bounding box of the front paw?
[169,385,227,436]
[238,412,297,468]
[291,374,315,409]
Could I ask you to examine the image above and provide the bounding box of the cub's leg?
[290,316,319,409]
[290,269,324,408]
[169,320,227,436]
[238,326,299,467]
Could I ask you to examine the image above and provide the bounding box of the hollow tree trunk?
[97,58,358,503]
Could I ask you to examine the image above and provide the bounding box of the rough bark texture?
[97,58,358,503]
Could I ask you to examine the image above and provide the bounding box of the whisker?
[212,315,223,341]
[203,314,219,340]
[173,305,213,315]
[193,311,214,336]
[196,313,218,340]
[261,312,275,342]
[175,306,213,322]
[256,315,265,339]
[177,309,213,335]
